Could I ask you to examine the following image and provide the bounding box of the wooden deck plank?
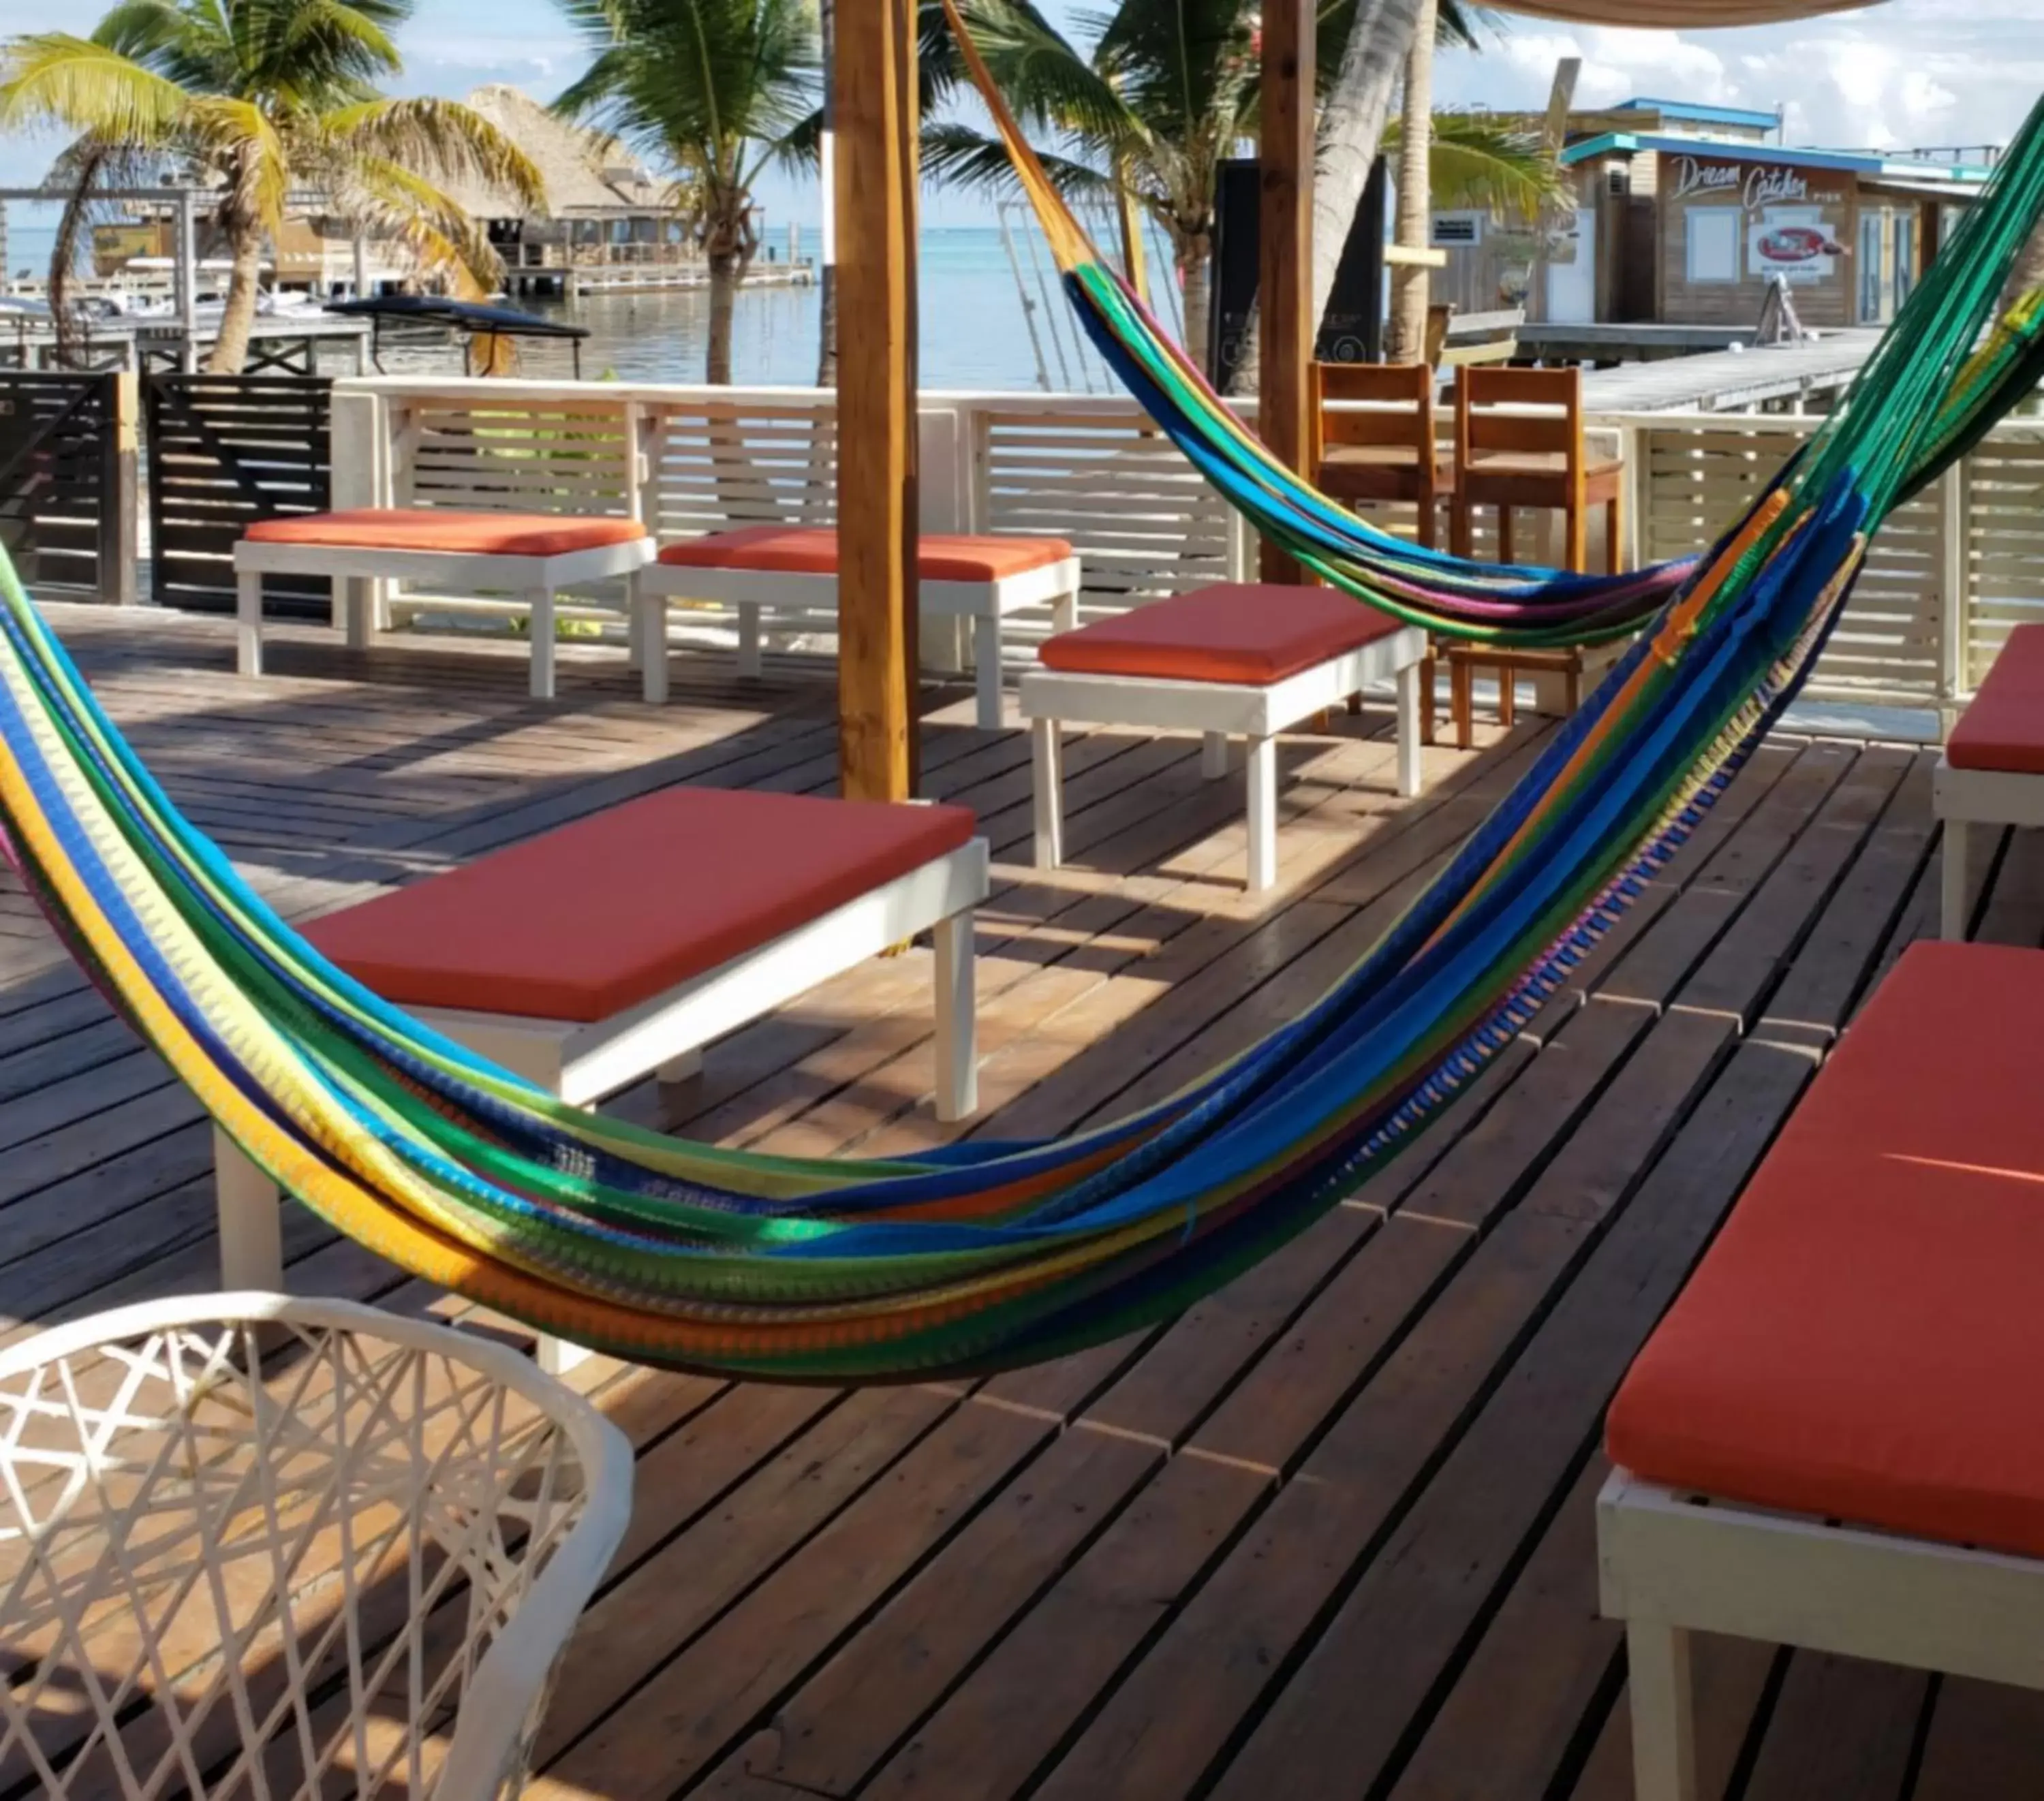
[3,604,2039,1801]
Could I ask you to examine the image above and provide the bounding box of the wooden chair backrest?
[1455,364,1585,468]
[1310,361,1436,467]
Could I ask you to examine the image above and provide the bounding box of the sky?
[0,0,2037,225]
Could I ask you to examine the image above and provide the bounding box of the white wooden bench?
[636,524,1081,727]
[1600,941,2044,1801]
[1019,582,1427,892]
[1934,621,2044,938]
[234,508,657,702]
[213,784,988,1370]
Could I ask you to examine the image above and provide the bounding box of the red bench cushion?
[1037,583,1405,685]
[1606,941,2044,1560]
[656,525,1072,584]
[305,787,976,1023]
[245,510,647,559]
[1948,623,2044,774]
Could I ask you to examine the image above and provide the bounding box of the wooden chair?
[1309,361,1453,550]
[1450,364,1623,575]
[1441,366,1628,747]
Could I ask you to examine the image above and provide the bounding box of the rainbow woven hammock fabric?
[0,66,2040,1379]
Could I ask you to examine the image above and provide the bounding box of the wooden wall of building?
[1657,153,1859,328]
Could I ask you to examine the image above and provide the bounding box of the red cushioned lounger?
[638,524,1081,728]
[1019,583,1428,892]
[234,509,657,702]
[212,784,989,1372]
[1599,940,2044,1801]
[1934,621,2044,938]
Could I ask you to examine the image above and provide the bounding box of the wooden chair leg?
[1450,498,1472,561]
[1607,494,1624,575]
[1416,491,1437,550]
[1498,505,1515,565]
[1498,663,1516,729]
[1451,655,1474,752]
[1566,500,1588,574]
[1421,654,1438,746]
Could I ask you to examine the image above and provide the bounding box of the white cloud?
[1434,0,2039,157]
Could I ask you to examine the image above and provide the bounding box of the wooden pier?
[1582,329,1884,413]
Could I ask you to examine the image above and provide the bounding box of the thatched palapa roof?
[448,85,669,221]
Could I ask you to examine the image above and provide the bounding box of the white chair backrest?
[0,1293,632,1801]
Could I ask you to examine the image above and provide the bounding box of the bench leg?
[1626,1620,1699,1801]
[657,1048,703,1084]
[1031,717,1064,868]
[1942,818,1975,941]
[236,569,264,676]
[636,586,670,704]
[1201,732,1230,780]
[343,575,374,652]
[529,586,557,701]
[1395,660,1422,798]
[1052,586,1080,636]
[215,1127,285,1292]
[738,601,762,679]
[1245,735,1278,893]
[933,909,978,1122]
[974,615,1004,730]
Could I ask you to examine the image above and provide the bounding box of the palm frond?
[187,95,290,226]
[548,0,820,176]
[1092,0,1254,148]
[320,95,546,212]
[1385,111,1567,217]
[948,0,1136,148]
[0,34,190,142]
[920,119,1112,201]
[337,153,507,296]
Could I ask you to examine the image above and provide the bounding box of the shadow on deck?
[3,601,2036,1801]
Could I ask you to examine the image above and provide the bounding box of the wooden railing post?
[100,371,139,605]
[1938,455,1972,724]
[1256,0,1314,587]
[835,0,920,800]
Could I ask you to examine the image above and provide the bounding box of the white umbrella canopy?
[1500,0,1874,22]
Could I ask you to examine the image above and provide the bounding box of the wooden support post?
[100,371,139,605]
[835,0,920,800]
[1257,0,1314,587]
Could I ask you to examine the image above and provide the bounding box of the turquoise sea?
[7,217,1152,392]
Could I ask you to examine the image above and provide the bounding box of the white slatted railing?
[334,379,2044,724]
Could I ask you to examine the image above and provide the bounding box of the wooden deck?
[7,601,2044,1801]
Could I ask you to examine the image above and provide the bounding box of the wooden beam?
[1256,0,1314,587]
[835,0,919,800]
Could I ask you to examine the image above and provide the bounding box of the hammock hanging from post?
[0,59,2038,1379]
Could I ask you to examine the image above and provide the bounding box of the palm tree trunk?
[206,220,266,376]
[707,249,743,384]
[1311,0,1429,333]
[1387,0,1438,363]
[1180,236,1212,378]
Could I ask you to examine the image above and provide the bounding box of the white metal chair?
[0,1293,633,1800]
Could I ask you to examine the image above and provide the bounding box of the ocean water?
[6,218,1151,393]
[517,225,1141,391]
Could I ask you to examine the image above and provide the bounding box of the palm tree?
[1387,0,1438,362]
[553,0,818,385]
[925,0,1548,377]
[0,0,544,375]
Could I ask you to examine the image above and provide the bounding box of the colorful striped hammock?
[0,84,2039,1381]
